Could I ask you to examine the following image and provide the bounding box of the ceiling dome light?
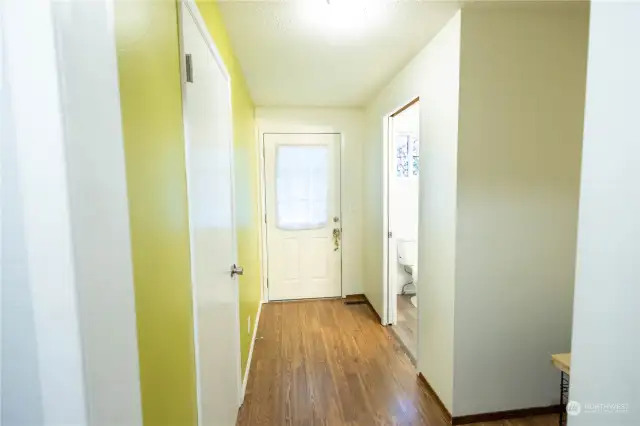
[298,0,386,39]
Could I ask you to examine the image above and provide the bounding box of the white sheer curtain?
[276,145,328,230]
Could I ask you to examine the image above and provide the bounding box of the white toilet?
[397,239,418,307]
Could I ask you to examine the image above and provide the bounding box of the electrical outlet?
[247,316,251,334]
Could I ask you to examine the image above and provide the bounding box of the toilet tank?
[397,239,418,266]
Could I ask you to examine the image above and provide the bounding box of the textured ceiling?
[217,0,460,107]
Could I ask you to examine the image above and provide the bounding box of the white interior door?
[264,133,341,301]
[181,4,241,426]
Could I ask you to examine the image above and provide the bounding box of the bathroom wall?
[390,103,420,293]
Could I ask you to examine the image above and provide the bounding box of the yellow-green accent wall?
[115,1,197,425]
[114,0,261,424]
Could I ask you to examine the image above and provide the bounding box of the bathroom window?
[411,136,419,176]
[396,134,419,178]
[275,145,328,230]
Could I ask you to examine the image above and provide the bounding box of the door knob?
[230,264,244,277]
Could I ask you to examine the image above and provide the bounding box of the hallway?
[3,2,640,425]
[237,300,559,426]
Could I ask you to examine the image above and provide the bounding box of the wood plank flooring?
[237,299,559,426]
[392,294,418,361]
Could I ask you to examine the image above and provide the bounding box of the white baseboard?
[241,301,263,401]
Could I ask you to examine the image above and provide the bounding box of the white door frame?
[258,131,269,302]
[177,0,243,417]
[257,132,343,302]
[382,97,420,328]
[383,113,394,326]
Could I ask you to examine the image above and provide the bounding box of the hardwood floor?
[392,294,418,361]
[237,299,559,426]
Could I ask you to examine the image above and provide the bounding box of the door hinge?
[266,278,269,288]
[264,214,267,224]
[185,54,194,83]
[388,231,393,238]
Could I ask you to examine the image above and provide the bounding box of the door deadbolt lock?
[332,228,342,252]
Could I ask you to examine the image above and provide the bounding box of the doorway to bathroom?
[386,98,420,362]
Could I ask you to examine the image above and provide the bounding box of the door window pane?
[276,145,328,230]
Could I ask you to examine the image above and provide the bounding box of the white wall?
[2,1,87,424]
[568,3,640,426]
[1,6,47,423]
[1,1,142,425]
[364,12,461,410]
[256,107,365,297]
[51,2,143,425]
[453,2,589,416]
